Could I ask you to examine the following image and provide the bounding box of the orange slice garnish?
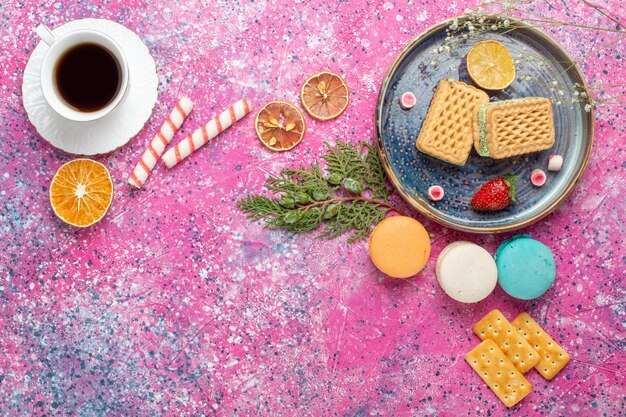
[49,159,113,227]
[467,40,516,90]
[300,71,349,121]
[255,101,306,151]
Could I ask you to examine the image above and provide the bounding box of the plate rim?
[375,15,595,234]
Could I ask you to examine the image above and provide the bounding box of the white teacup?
[36,24,129,122]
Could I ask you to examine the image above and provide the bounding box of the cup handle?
[36,24,56,47]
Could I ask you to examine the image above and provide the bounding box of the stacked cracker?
[416,79,489,166]
[466,310,570,408]
[474,98,555,158]
[416,80,555,165]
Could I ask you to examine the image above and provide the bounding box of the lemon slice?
[467,40,515,90]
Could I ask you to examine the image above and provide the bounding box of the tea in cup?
[36,24,129,122]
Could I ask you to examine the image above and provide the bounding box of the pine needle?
[237,140,406,242]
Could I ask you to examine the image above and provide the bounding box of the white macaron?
[436,241,498,303]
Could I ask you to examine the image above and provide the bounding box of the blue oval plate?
[376,16,594,233]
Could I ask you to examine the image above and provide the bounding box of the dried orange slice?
[467,40,516,90]
[255,100,306,151]
[49,159,113,227]
[300,71,349,120]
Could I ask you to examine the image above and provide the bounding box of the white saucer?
[23,19,158,155]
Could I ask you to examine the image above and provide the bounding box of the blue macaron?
[495,235,556,300]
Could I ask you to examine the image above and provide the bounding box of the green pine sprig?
[238,140,406,243]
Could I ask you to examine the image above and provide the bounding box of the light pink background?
[1,0,624,415]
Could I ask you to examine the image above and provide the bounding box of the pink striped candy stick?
[128,97,194,188]
[162,98,252,169]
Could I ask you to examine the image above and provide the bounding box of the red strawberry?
[471,174,518,211]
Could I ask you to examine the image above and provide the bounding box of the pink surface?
[1,1,625,416]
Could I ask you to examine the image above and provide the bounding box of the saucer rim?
[22,18,158,155]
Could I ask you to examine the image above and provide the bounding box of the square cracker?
[416,79,489,166]
[512,312,570,380]
[481,97,555,159]
[473,309,540,374]
[466,339,532,408]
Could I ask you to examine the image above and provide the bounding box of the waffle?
[416,79,489,166]
[474,98,555,159]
